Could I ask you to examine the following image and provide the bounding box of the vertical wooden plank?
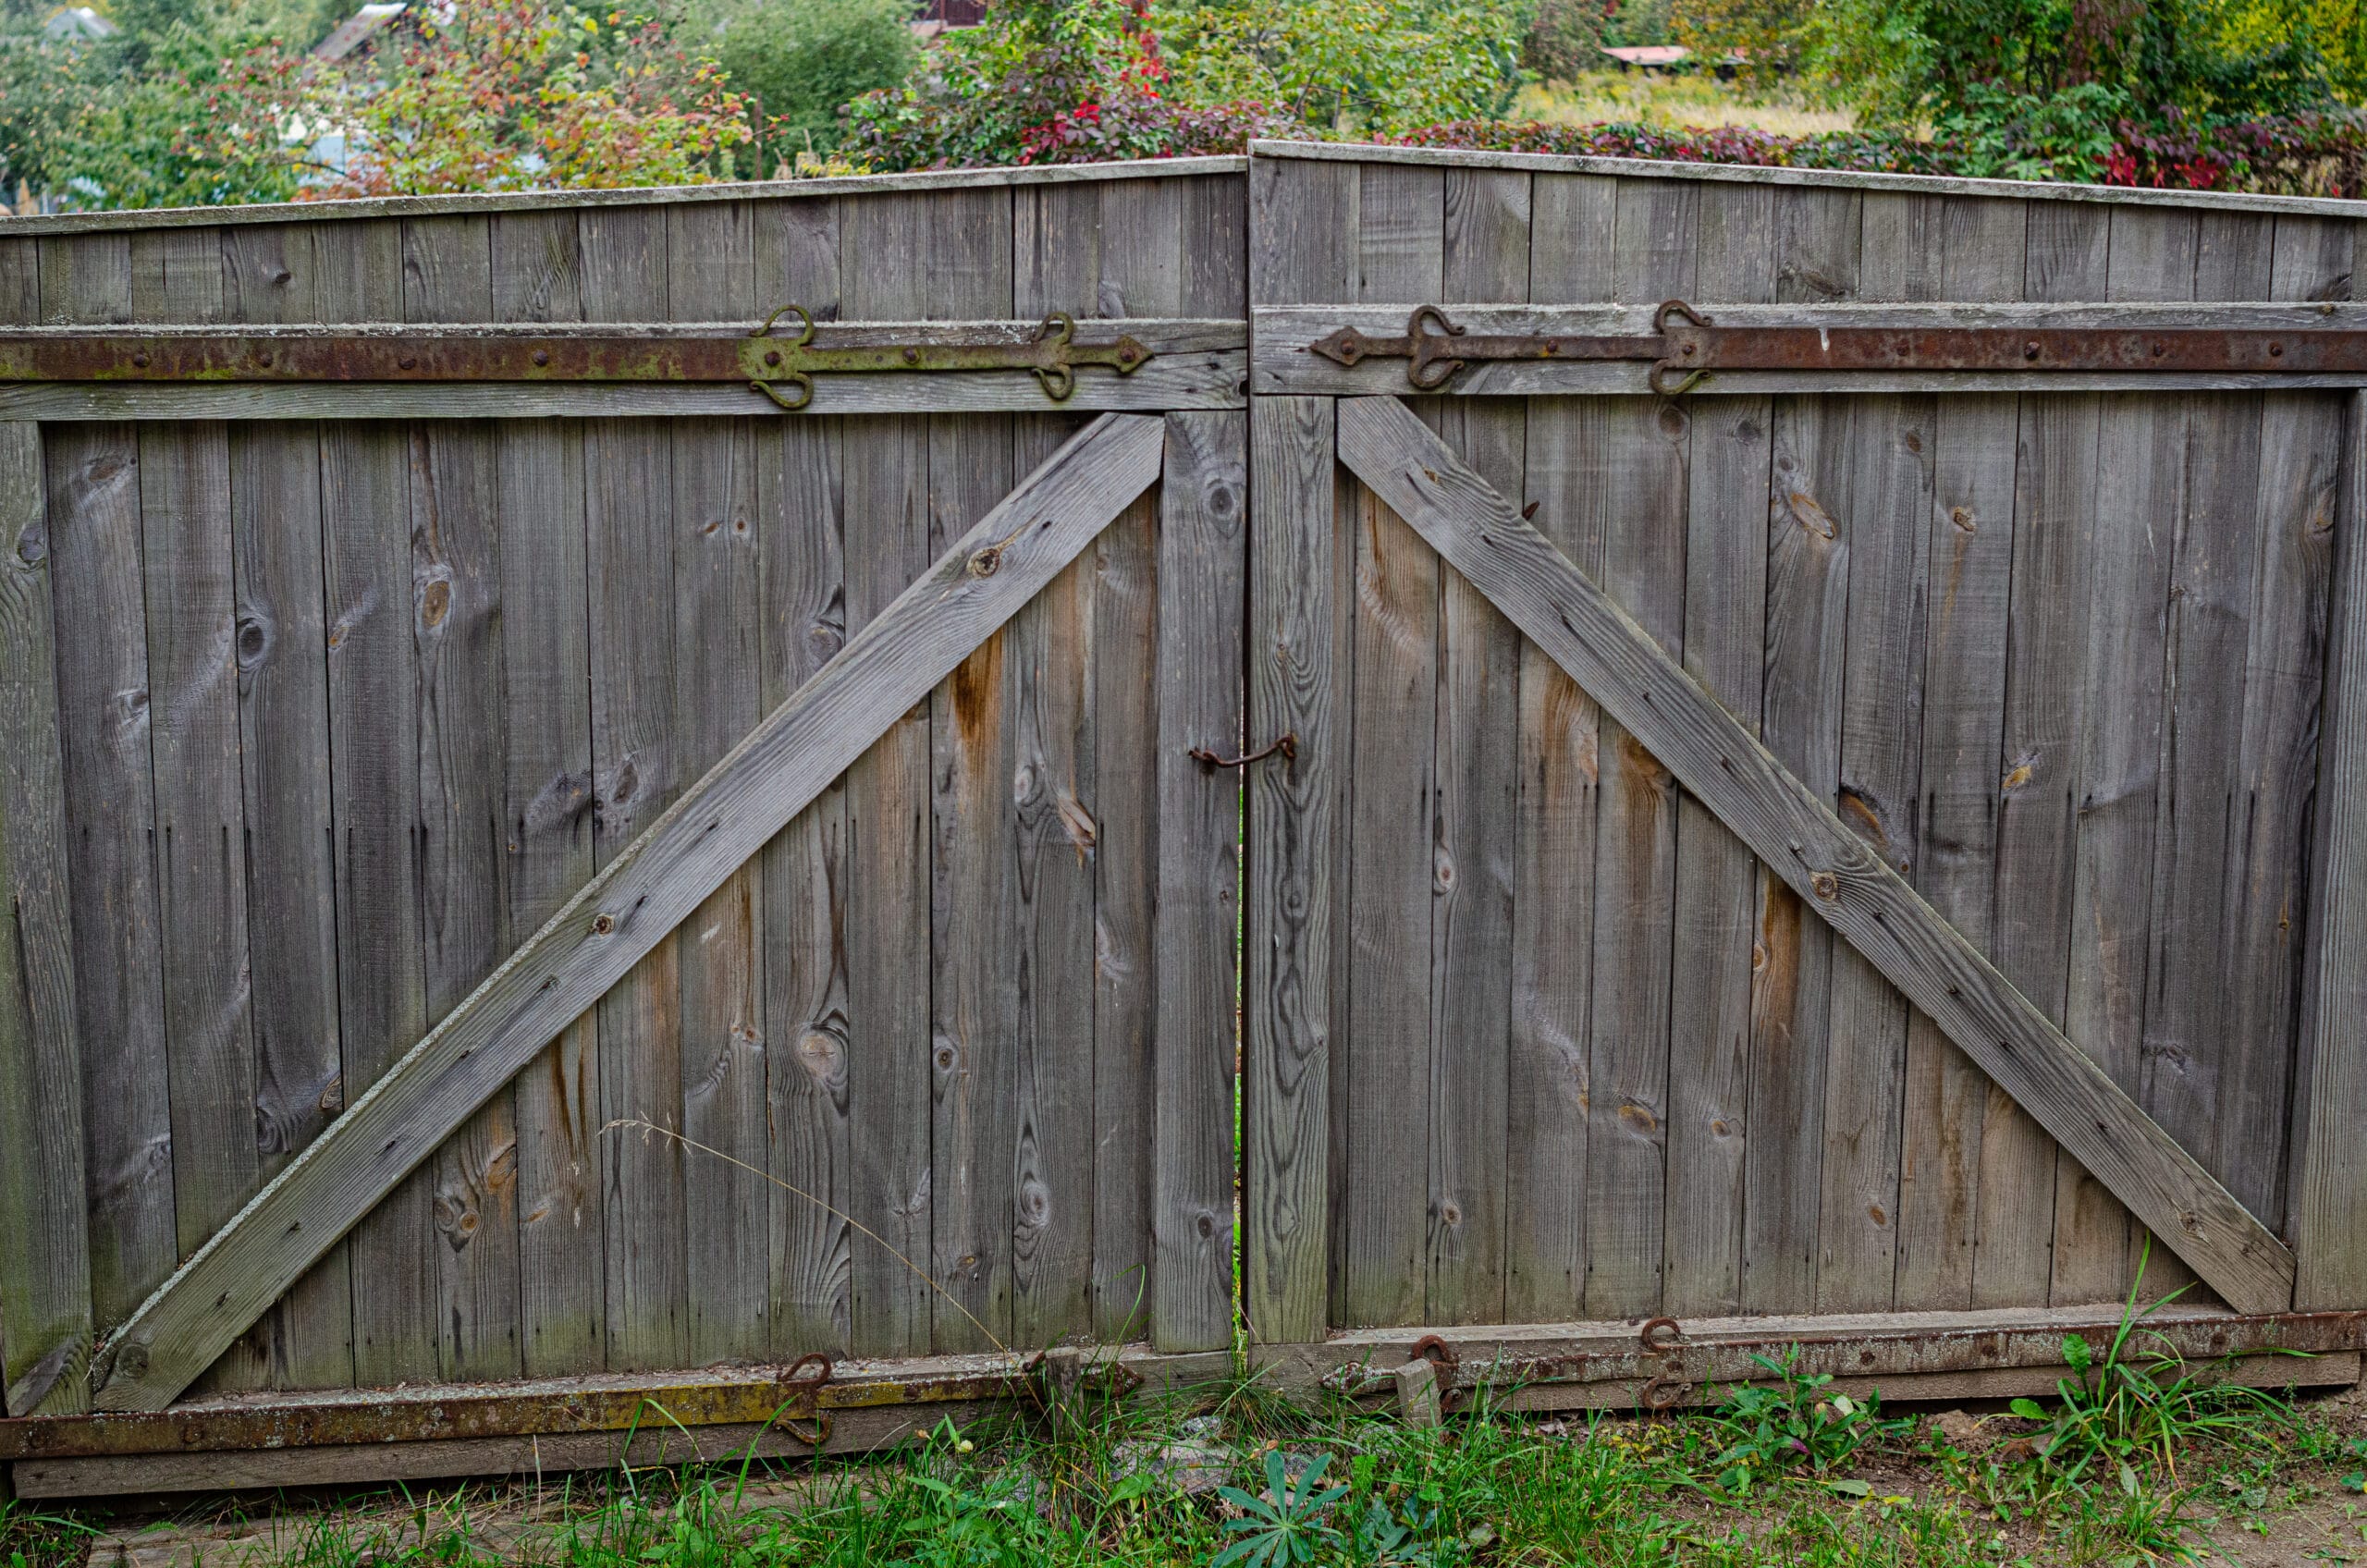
[491,208,604,1377]
[0,423,92,1415]
[1341,162,1442,1330]
[578,206,685,1372]
[227,424,351,1390]
[129,228,224,324]
[1745,186,1861,1315]
[1810,193,1937,1313]
[931,407,1019,1355]
[1581,178,1697,1319]
[754,196,852,1358]
[141,420,266,1393]
[2214,219,2349,1237]
[1976,202,2106,1308]
[1894,198,2028,1312]
[0,237,39,325]
[47,423,175,1353]
[1250,155,1354,310]
[1245,395,1336,1348]
[1663,181,1773,1318]
[664,201,769,1366]
[2051,206,2197,1305]
[314,219,433,1386]
[2295,388,2367,1308]
[1504,172,1616,1323]
[1424,168,1527,1327]
[1152,410,1247,1351]
[402,216,520,1380]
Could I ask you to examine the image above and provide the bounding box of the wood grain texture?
[1425,168,1527,1327]
[1584,179,1697,1320]
[1976,203,2106,1308]
[2295,389,2367,1308]
[89,413,1166,1413]
[1153,410,1247,1350]
[0,422,92,1416]
[46,423,176,1361]
[1895,197,2027,1312]
[491,209,605,1378]
[1503,170,1615,1323]
[1663,179,1772,1318]
[665,200,770,1367]
[1336,393,2296,1317]
[1244,396,1336,1347]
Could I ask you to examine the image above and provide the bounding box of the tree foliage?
[701,0,916,162]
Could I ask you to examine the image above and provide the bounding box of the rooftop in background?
[313,1,404,60]
[1600,44,1691,67]
[42,6,117,41]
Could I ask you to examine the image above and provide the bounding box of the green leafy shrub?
[1706,1348,1906,1499]
[1158,0,1530,130]
[705,0,916,162]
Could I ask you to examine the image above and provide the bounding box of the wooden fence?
[2,144,2364,1498]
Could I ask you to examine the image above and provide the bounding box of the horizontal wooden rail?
[83,412,1169,1415]
[1334,393,2298,1316]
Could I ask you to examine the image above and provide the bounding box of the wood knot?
[968,545,1004,578]
[590,913,616,935]
[1811,871,1839,900]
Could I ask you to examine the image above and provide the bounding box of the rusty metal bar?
[1309,302,2367,395]
[0,310,1153,411]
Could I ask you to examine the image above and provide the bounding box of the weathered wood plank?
[754,195,852,1359]
[1895,197,2027,1312]
[1503,170,1615,1323]
[2294,389,2367,1308]
[665,200,770,1367]
[1585,179,1697,1319]
[579,205,686,1373]
[1664,179,1772,1318]
[1423,167,1526,1327]
[225,422,353,1391]
[928,409,1018,1356]
[89,414,1167,1413]
[46,423,176,1351]
[140,420,267,1394]
[1335,393,2297,1317]
[1244,396,1336,1348]
[1153,410,1248,1350]
[490,208,604,1378]
[1975,202,2106,1308]
[2057,206,2195,1305]
[0,422,92,1416]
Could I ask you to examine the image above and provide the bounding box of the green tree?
[703,0,915,161]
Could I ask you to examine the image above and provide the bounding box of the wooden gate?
[1241,141,2367,1349]
[0,162,1251,1454]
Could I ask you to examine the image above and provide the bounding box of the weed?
[1707,1346,1904,1497]
[1211,1450,1347,1567]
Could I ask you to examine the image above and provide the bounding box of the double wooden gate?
[3,144,2365,1497]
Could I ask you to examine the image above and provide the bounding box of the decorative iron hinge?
[1310,300,2367,396]
[0,309,1155,412]
[744,305,1151,410]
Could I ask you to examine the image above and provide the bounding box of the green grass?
[18,1344,2365,1568]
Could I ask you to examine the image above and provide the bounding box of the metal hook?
[1405,303,1470,390]
[749,373,816,411]
[754,302,816,345]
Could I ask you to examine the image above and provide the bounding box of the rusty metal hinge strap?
[1310,301,2367,395]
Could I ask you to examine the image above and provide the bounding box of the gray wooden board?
[490,209,605,1378]
[1333,392,2296,1317]
[89,413,1166,1413]
[1663,178,1772,1319]
[1504,170,1615,1324]
[752,190,854,1366]
[45,422,175,1378]
[1976,203,2106,1308]
[0,422,92,1416]
[1153,410,1248,1351]
[1244,396,1336,1347]
[1583,178,1696,1321]
[1425,167,1526,1328]
[665,200,770,1368]
[1895,198,2028,1313]
[2295,390,2367,1308]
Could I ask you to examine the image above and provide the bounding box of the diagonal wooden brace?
[88,412,1169,1414]
[1333,394,2296,1317]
